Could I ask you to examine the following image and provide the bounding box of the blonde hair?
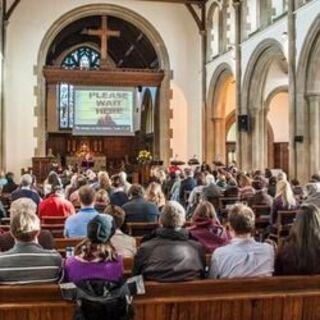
[95,189,109,203]
[10,198,37,216]
[145,182,166,208]
[97,171,112,191]
[276,180,296,208]
[10,208,40,242]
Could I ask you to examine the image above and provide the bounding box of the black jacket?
[122,196,159,223]
[132,228,205,282]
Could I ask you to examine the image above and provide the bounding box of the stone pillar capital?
[306,92,320,103]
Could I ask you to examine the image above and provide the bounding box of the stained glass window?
[58,47,100,129]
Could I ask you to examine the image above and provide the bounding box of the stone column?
[233,1,243,168]
[0,0,5,170]
[306,94,320,176]
[288,0,298,179]
[213,117,225,163]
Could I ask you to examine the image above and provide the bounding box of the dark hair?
[228,204,255,235]
[5,172,14,182]
[47,171,60,186]
[291,179,300,186]
[79,186,96,206]
[311,174,320,182]
[76,175,87,189]
[104,205,125,229]
[269,176,277,186]
[281,204,320,274]
[252,178,266,190]
[128,184,144,198]
[112,175,121,188]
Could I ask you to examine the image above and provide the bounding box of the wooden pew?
[3,276,320,319]
[42,216,67,224]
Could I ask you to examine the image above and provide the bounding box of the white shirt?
[209,237,275,279]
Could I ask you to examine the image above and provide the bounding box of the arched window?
[58,47,100,129]
[62,46,100,70]
[207,3,221,59]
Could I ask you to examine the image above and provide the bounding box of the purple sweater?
[64,256,123,283]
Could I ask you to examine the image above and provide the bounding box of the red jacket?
[39,194,75,220]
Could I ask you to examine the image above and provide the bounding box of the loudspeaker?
[294,135,304,143]
[238,115,249,132]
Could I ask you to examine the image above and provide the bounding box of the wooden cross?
[82,16,120,68]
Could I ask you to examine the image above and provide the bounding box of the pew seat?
[2,276,320,319]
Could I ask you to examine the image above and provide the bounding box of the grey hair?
[205,174,215,185]
[10,198,37,217]
[160,201,186,229]
[20,174,33,187]
[119,171,127,183]
[305,183,320,197]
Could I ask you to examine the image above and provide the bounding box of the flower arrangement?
[137,150,152,164]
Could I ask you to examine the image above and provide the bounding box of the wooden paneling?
[274,142,289,175]
[43,67,164,87]
[3,277,320,320]
[47,133,138,166]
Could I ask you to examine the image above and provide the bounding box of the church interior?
[0,0,320,319]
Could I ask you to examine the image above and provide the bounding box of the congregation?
[0,163,320,285]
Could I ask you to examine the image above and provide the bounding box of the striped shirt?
[0,242,62,284]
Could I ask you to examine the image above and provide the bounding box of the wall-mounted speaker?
[294,136,304,143]
[238,115,249,132]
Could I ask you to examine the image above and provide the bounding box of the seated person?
[64,214,123,283]
[0,203,61,284]
[188,201,229,253]
[2,172,18,194]
[209,204,275,279]
[145,182,166,210]
[271,180,297,225]
[110,175,129,207]
[132,201,205,282]
[64,186,99,238]
[11,174,42,207]
[105,205,137,257]
[275,204,320,275]
[94,189,110,213]
[179,168,196,205]
[224,179,240,198]
[122,184,160,223]
[238,174,255,202]
[69,175,88,208]
[0,198,54,252]
[39,182,75,220]
[248,178,273,208]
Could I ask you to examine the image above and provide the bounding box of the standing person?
[132,201,205,282]
[122,184,160,223]
[39,182,75,221]
[0,206,61,284]
[11,174,42,207]
[64,214,123,283]
[209,204,275,279]
[64,186,99,238]
[118,171,132,194]
[179,168,196,206]
[276,204,320,275]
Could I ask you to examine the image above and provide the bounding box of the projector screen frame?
[73,85,137,137]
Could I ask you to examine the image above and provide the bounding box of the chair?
[0,217,10,225]
[219,197,240,211]
[271,210,298,244]
[126,222,159,236]
[41,224,65,238]
[42,216,67,224]
[252,205,271,241]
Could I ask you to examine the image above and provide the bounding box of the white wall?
[5,0,201,175]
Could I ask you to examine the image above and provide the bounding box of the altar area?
[66,155,106,172]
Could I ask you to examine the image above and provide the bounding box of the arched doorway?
[35,4,171,165]
[206,63,236,165]
[241,39,288,171]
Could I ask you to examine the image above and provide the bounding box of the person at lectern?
[97,114,117,126]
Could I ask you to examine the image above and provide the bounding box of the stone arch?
[34,4,171,163]
[241,38,288,171]
[297,14,320,180]
[205,62,235,164]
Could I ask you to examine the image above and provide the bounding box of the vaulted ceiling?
[46,15,160,70]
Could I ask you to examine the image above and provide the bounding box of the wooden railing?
[2,276,320,319]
